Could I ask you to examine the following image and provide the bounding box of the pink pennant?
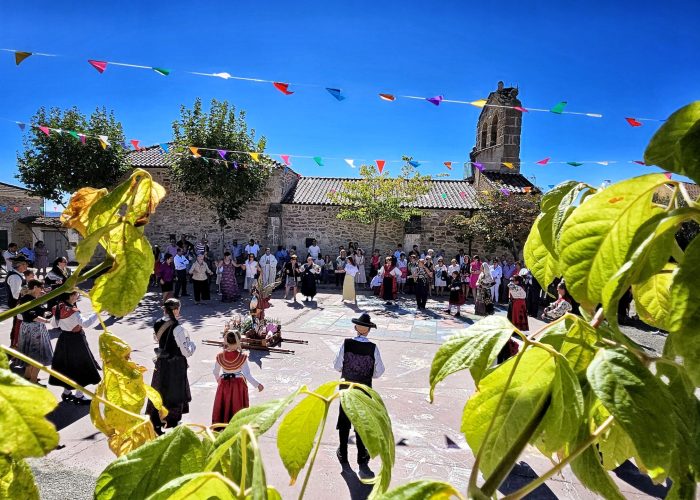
[625,117,642,127]
[536,157,550,165]
[280,154,291,166]
[218,149,228,160]
[79,133,86,144]
[633,160,646,165]
[376,160,385,173]
[130,139,141,151]
[273,82,294,95]
[88,60,108,73]
[39,126,50,136]
[514,106,528,113]
[459,191,466,198]
[664,172,672,179]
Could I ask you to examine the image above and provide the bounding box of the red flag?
[39,126,50,136]
[536,157,550,165]
[130,139,141,151]
[376,160,385,173]
[88,60,108,73]
[444,161,452,170]
[625,117,642,127]
[379,93,396,101]
[273,82,294,95]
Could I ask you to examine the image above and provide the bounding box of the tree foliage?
[450,190,541,260]
[170,98,271,226]
[16,106,130,203]
[327,162,431,252]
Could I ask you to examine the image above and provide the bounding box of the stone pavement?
[19,285,662,499]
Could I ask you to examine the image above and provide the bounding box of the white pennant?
[344,158,356,168]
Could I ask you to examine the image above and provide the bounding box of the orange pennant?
[444,161,452,170]
[15,51,32,66]
[189,146,200,157]
[379,93,396,101]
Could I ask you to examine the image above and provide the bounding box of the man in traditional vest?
[333,312,385,477]
[5,254,29,354]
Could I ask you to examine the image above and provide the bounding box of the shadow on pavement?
[46,401,90,432]
[613,460,669,498]
[497,461,557,499]
[340,464,373,500]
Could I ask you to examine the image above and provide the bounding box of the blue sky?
[0,0,698,199]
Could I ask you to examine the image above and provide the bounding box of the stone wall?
[0,185,43,247]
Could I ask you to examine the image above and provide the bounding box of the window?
[480,126,488,149]
[490,114,499,146]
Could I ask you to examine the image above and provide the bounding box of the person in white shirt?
[6,254,28,352]
[259,248,278,287]
[243,253,262,292]
[173,247,190,298]
[393,244,403,261]
[2,243,18,273]
[307,239,321,261]
[333,313,385,476]
[490,257,502,303]
[342,257,359,305]
[244,239,260,258]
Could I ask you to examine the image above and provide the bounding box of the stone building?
[129,82,535,258]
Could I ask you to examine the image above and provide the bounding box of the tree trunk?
[371,219,379,254]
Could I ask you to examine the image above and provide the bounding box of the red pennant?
[536,157,550,165]
[444,161,452,170]
[376,160,385,173]
[130,139,141,151]
[88,60,108,73]
[625,117,642,127]
[273,82,294,95]
[379,93,396,101]
[39,126,51,136]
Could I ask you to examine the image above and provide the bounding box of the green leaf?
[539,314,599,377]
[378,479,463,499]
[94,426,206,499]
[538,181,593,258]
[644,101,700,183]
[145,472,238,500]
[679,119,700,182]
[667,235,700,385]
[340,384,396,498]
[591,403,637,470]
[429,316,515,400]
[462,347,556,476]
[75,222,119,267]
[0,369,59,457]
[586,348,676,481]
[0,352,8,370]
[570,431,625,500]
[559,173,669,310]
[536,356,585,455]
[632,263,674,330]
[276,381,338,485]
[550,182,596,256]
[524,214,559,292]
[0,455,40,500]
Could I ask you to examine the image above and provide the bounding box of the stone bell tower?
[467,81,522,179]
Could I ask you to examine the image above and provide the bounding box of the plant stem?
[502,415,615,500]
[239,430,248,499]
[298,400,330,500]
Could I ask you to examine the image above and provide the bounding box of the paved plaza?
[22,284,664,499]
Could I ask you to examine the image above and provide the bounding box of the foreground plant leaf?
[429,315,515,400]
[60,186,108,236]
[523,214,559,294]
[539,314,599,377]
[0,454,40,500]
[94,426,206,499]
[0,369,59,457]
[570,427,625,500]
[145,472,238,500]
[462,347,556,476]
[632,263,674,331]
[378,479,463,499]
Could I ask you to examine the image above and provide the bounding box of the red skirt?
[509,298,530,331]
[212,377,250,425]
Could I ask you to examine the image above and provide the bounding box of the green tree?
[450,190,541,260]
[170,98,270,250]
[327,162,432,253]
[16,107,130,204]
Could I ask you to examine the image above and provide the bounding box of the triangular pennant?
[523,186,533,193]
[218,150,228,160]
[273,82,294,95]
[625,117,642,127]
[470,99,487,108]
[0,206,5,213]
[153,67,171,76]
[567,161,583,167]
[459,191,466,198]
[344,159,356,169]
[88,60,108,73]
[481,190,489,195]
[280,154,291,166]
[441,193,447,199]
[233,161,239,169]
[596,161,609,166]
[473,162,484,172]
[376,160,385,173]
[550,101,567,114]
[249,152,260,162]
[408,160,420,168]
[118,140,127,150]
[444,161,452,170]
[13,207,19,212]
[212,72,232,79]
[68,130,80,140]
[98,135,110,149]
[536,157,550,165]
[14,51,32,66]
[426,95,443,106]
[326,88,345,101]
[633,160,646,165]
[514,106,528,112]
[664,172,672,179]
[548,184,555,189]
[500,188,511,196]
[16,122,26,131]
[503,162,514,169]
[159,143,170,153]
[39,126,50,136]
[130,139,141,151]
[313,156,324,166]
[189,146,200,157]
[79,133,86,144]
[379,93,396,101]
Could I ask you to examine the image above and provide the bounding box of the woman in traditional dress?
[541,281,573,322]
[283,255,302,302]
[424,255,435,298]
[396,253,408,294]
[34,241,49,278]
[434,257,448,297]
[447,270,464,317]
[146,298,196,434]
[378,256,401,305]
[342,256,359,305]
[300,256,320,302]
[242,254,261,293]
[507,275,529,331]
[157,253,176,304]
[467,255,481,302]
[212,329,264,425]
[220,252,241,303]
[49,290,101,405]
[18,279,53,383]
[475,262,495,316]
[369,249,381,281]
[189,254,213,305]
[354,248,367,287]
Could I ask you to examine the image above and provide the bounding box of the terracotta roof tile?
[481,171,537,193]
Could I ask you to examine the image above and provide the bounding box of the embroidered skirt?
[18,321,53,366]
[212,376,250,425]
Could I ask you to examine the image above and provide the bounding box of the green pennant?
[550,101,568,114]
[152,67,171,76]
[567,161,584,167]
[313,156,324,166]
[68,130,80,140]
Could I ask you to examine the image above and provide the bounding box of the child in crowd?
[215,259,223,295]
[370,273,382,296]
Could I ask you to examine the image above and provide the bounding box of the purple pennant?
[233,161,238,169]
[473,162,484,172]
[17,122,26,131]
[426,95,443,106]
[500,188,511,196]
[218,149,228,160]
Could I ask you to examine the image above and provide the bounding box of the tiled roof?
[282,177,480,209]
[481,171,537,193]
[19,215,63,228]
[127,144,286,169]
[656,181,700,202]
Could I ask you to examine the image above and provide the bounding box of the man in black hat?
[333,312,385,478]
[5,254,29,352]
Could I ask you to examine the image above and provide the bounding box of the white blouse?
[52,309,98,332]
[344,264,359,278]
[244,261,259,278]
[212,354,261,386]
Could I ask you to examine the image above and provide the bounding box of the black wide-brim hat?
[351,312,377,329]
[10,255,29,264]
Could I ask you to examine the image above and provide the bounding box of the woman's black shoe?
[61,393,75,403]
[74,396,91,406]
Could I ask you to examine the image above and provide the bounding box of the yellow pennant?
[481,190,489,195]
[503,162,514,169]
[249,152,260,162]
[189,146,200,157]
[98,135,109,150]
[470,99,487,108]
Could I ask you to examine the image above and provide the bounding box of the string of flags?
[0,205,40,213]
[1,48,666,125]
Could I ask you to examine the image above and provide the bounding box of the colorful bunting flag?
[596,161,609,166]
[233,161,238,169]
[550,101,567,114]
[0,207,5,213]
[13,207,19,213]
[625,117,642,127]
[503,162,514,169]
[441,193,447,199]
[218,149,228,160]
[426,95,443,106]
[633,160,646,165]
[480,190,489,195]
[88,60,108,73]
[326,88,345,101]
[376,160,385,173]
[470,99,487,108]
[567,161,583,167]
[189,146,200,157]
[159,143,169,153]
[473,162,484,172]
[408,160,420,168]
[379,93,396,101]
[664,172,672,179]
[280,154,291,166]
[459,191,466,198]
[548,184,555,189]
[68,130,80,140]
[344,159,356,169]
[523,187,533,193]
[536,157,550,165]
[514,106,528,113]
[273,82,294,95]
[98,135,110,149]
[500,188,511,196]
[14,51,32,66]
[444,161,452,170]
[16,122,25,131]
[313,156,324,166]
[249,152,260,162]
[153,67,171,76]
[39,126,50,136]
[130,139,141,151]
[79,133,86,144]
